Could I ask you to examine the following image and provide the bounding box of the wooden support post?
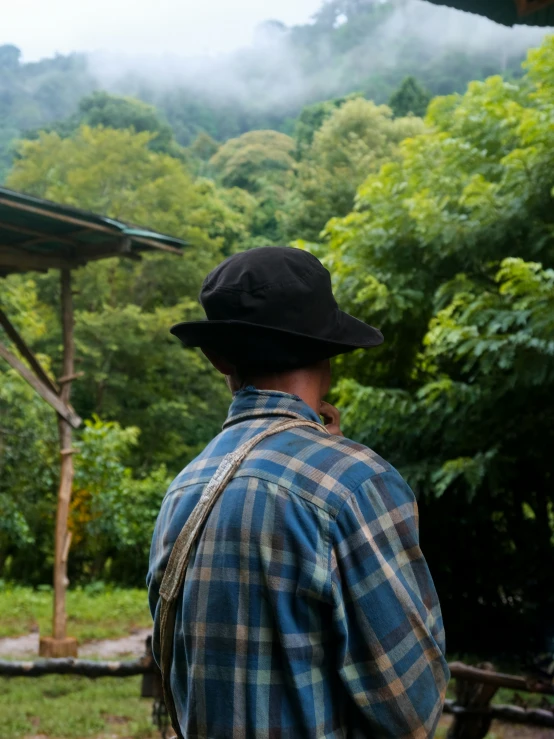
[39,269,78,658]
[447,663,499,739]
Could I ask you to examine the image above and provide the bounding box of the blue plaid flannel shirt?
[148,388,449,738]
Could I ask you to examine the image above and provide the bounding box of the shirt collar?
[223,386,323,429]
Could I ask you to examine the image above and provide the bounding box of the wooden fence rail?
[0,654,152,678]
[449,661,554,695]
[446,661,554,738]
[1,647,553,739]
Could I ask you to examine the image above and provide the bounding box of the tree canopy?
[319,36,554,652]
[0,0,543,179]
[388,76,432,117]
[25,91,182,157]
[210,131,296,243]
[283,98,425,241]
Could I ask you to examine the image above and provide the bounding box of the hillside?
[0,0,547,178]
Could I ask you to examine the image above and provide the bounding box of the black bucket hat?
[170,246,383,370]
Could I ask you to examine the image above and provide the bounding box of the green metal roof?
[0,186,187,277]
[426,0,554,26]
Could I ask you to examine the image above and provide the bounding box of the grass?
[0,587,550,738]
[0,585,151,641]
[0,675,159,738]
[494,686,554,708]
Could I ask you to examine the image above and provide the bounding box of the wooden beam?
[0,247,73,271]
[133,236,184,255]
[0,308,60,394]
[0,237,139,273]
[0,221,132,257]
[75,237,133,261]
[16,236,52,249]
[0,197,118,236]
[1,266,47,277]
[0,208,183,258]
[0,341,81,428]
[0,219,80,248]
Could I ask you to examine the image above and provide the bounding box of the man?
[148,246,449,739]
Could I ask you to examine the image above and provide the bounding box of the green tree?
[210,130,295,192]
[284,97,425,241]
[388,76,431,117]
[70,416,172,583]
[8,126,241,254]
[210,130,296,242]
[292,95,354,159]
[75,92,178,154]
[6,126,242,469]
[190,132,219,161]
[25,91,182,157]
[321,36,554,653]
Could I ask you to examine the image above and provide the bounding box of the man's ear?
[201,348,236,376]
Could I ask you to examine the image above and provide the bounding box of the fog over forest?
[91,0,547,109]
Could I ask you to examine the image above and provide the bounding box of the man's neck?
[235,368,324,416]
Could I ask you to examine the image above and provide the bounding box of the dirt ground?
[0,628,152,659]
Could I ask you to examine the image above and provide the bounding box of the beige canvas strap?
[158,417,329,737]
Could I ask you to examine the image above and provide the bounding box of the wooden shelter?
[426,0,554,25]
[0,186,186,657]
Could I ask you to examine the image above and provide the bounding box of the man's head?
[170,246,383,405]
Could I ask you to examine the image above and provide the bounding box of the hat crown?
[200,247,337,335]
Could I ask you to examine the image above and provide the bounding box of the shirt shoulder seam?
[167,471,337,518]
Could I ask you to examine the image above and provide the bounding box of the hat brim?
[170,311,383,367]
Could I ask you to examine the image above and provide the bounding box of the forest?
[0,0,546,176]
[0,0,553,660]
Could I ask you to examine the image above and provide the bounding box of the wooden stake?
[52,269,75,643]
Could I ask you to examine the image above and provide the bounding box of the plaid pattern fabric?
[148,388,449,738]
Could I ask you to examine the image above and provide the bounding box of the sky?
[1,0,324,61]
